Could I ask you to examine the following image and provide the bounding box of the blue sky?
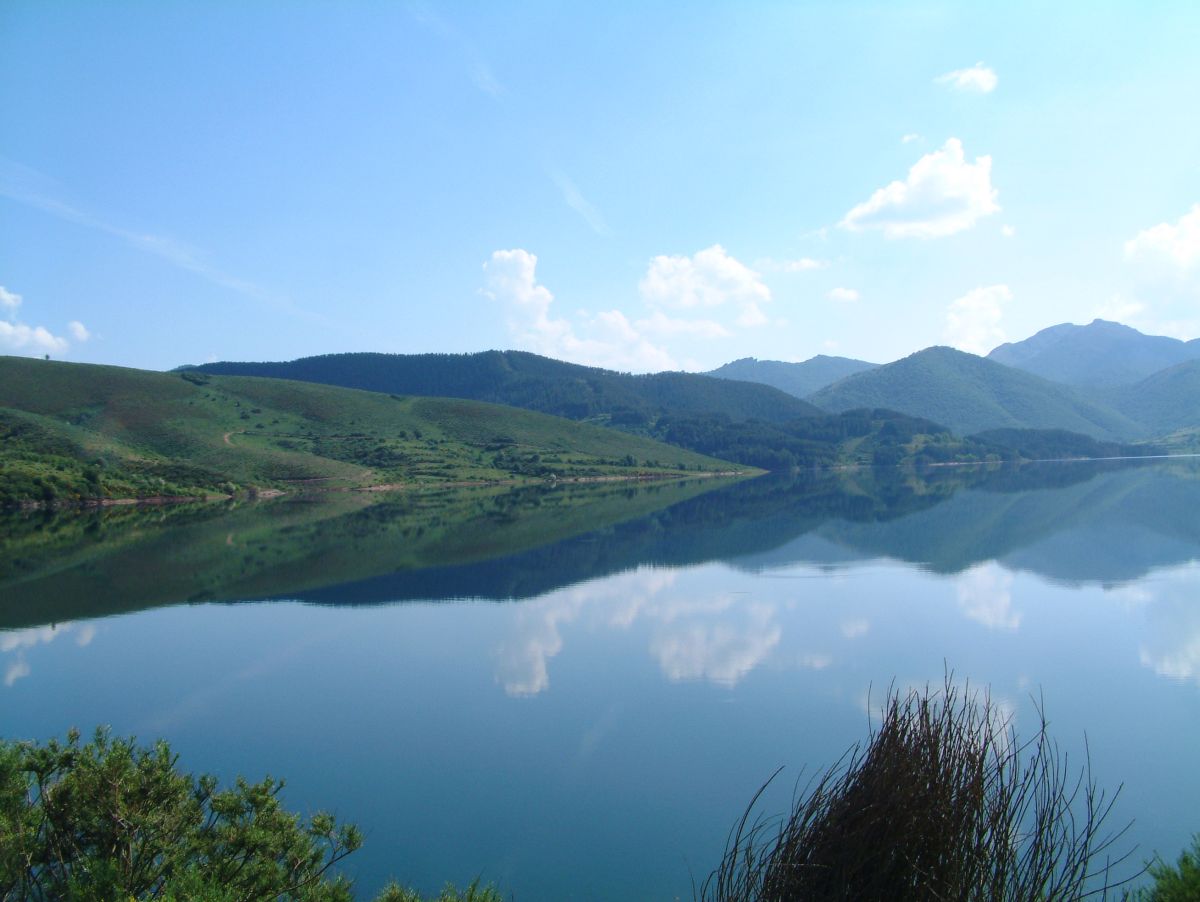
[2,2,1199,372]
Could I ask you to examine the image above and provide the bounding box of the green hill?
[706,355,878,398]
[988,319,1200,387]
[808,347,1142,440]
[0,356,740,506]
[189,350,823,426]
[1105,358,1200,436]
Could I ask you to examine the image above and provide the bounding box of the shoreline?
[3,470,756,511]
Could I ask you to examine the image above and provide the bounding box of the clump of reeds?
[699,677,1139,901]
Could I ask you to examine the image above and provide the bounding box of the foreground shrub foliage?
[0,729,500,901]
[700,679,1139,902]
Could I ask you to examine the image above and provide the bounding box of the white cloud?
[551,171,609,235]
[640,244,771,327]
[67,320,90,342]
[1001,225,1016,238]
[935,63,998,93]
[943,284,1012,355]
[4,659,30,687]
[0,320,70,356]
[755,257,828,272]
[840,138,1000,238]
[901,133,921,144]
[635,310,731,339]
[1124,203,1200,271]
[828,287,860,303]
[483,249,677,372]
[0,285,21,316]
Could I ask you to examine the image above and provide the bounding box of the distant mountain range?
[704,320,1199,445]
[988,318,1200,386]
[706,355,878,398]
[807,346,1143,440]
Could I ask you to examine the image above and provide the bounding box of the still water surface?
[3,460,1199,900]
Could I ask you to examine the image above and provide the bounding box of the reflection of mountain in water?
[792,459,1200,584]
[3,458,1199,631]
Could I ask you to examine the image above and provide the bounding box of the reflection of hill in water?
[3,458,1199,630]
[797,459,1200,584]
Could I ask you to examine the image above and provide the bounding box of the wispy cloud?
[935,63,998,94]
[0,157,323,323]
[828,287,860,303]
[550,170,610,235]
[408,2,504,97]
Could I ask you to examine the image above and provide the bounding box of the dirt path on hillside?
[223,431,234,446]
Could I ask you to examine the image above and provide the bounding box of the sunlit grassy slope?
[0,357,741,504]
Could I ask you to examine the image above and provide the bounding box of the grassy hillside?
[190,350,823,426]
[808,347,1143,440]
[706,355,878,399]
[0,356,740,505]
[988,319,1200,386]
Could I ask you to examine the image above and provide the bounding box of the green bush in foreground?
[1133,834,1200,902]
[0,729,496,902]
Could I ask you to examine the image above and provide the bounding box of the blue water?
[3,460,1199,900]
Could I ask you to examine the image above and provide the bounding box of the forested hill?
[190,350,822,426]
[706,354,878,399]
[808,346,1143,440]
[988,319,1200,387]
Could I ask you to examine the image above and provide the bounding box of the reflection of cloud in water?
[495,569,679,696]
[955,563,1020,631]
[1137,563,1200,686]
[651,602,781,686]
[5,658,31,687]
[495,568,785,694]
[1,622,93,687]
[840,618,870,639]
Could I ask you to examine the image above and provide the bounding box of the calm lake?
[3,458,1199,900]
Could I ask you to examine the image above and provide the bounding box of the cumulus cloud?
[635,310,731,339]
[0,320,70,356]
[944,284,1012,355]
[828,287,860,303]
[935,63,998,93]
[0,285,21,315]
[1124,203,1200,271]
[755,257,828,272]
[483,248,677,373]
[840,138,1000,238]
[640,244,772,327]
[0,284,84,356]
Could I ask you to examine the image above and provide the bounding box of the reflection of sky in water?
[3,548,1199,899]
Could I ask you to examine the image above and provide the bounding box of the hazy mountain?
[191,350,823,425]
[807,346,1142,440]
[1106,358,1200,436]
[706,355,878,399]
[988,319,1200,386]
